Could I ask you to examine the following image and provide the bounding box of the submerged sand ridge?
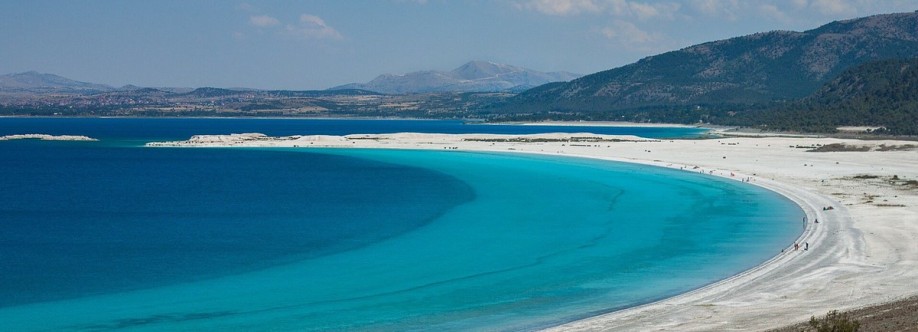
[147,132,918,331]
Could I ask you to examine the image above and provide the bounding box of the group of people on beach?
[786,216,819,253]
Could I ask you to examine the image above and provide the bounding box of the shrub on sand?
[808,310,860,332]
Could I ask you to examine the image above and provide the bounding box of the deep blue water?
[0,118,801,331]
[0,142,472,307]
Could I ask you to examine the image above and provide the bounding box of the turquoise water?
[0,119,801,331]
[0,143,472,307]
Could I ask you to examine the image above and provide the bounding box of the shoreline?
[147,132,918,330]
[492,120,703,128]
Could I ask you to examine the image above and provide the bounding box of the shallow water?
[0,118,801,331]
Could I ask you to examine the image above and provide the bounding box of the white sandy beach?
[148,131,918,331]
[509,121,702,128]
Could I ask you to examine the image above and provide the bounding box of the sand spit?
[147,132,918,331]
[0,134,97,141]
[511,121,701,128]
[145,132,653,148]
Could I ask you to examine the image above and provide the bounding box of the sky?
[1,0,915,90]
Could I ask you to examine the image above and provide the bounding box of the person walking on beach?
[805,242,809,250]
[794,242,799,251]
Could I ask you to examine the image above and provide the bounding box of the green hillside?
[500,12,918,117]
[755,58,918,135]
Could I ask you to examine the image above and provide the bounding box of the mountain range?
[1,61,579,96]
[505,12,918,114]
[0,71,113,93]
[330,61,580,94]
[4,11,918,134]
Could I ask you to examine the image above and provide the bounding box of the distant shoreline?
[498,120,703,128]
[3,116,913,141]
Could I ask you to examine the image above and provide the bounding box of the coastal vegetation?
[774,295,918,331]
[759,58,918,135]
[807,310,860,332]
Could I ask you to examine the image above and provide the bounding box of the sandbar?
[0,134,97,141]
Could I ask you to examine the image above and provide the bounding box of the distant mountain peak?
[0,71,113,93]
[330,61,580,94]
[451,61,524,80]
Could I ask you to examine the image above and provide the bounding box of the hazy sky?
[1,1,914,90]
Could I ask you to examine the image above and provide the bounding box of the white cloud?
[690,0,739,20]
[285,14,343,40]
[600,20,671,52]
[249,15,280,27]
[789,0,809,9]
[518,0,603,16]
[692,0,719,15]
[627,1,680,20]
[601,20,657,43]
[758,3,791,23]
[518,0,681,20]
[604,0,627,15]
[243,12,343,41]
[810,0,856,16]
[236,3,256,12]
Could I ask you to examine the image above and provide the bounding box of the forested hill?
[501,11,918,114]
[759,58,918,135]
